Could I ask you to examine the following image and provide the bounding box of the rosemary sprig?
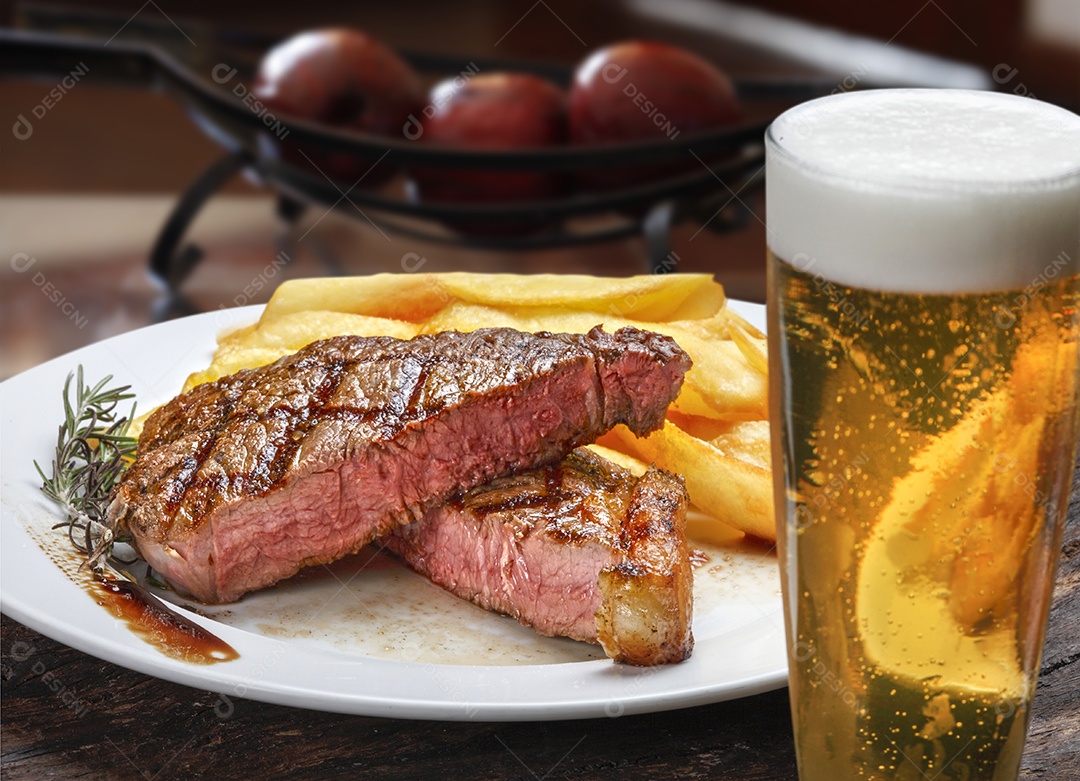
[34,366,138,573]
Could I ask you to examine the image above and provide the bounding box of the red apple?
[253,28,423,186]
[408,72,567,235]
[569,41,741,190]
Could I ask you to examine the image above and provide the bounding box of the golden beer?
[766,89,1080,781]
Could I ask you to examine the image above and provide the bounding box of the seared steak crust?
[386,448,693,666]
[108,326,689,603]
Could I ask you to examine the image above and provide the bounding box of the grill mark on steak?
[386,448,693,665]
[109,326,690,604]
[154,354,459,516]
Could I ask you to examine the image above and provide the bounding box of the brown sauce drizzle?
[95,577,239,665]
[28,525,239,665]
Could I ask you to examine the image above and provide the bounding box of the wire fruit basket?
[1,29,837,290]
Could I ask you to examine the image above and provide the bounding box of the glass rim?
[765,89,1080,196]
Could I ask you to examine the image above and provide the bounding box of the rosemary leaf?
[35,367,138,573]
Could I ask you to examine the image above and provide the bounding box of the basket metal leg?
[642,200,678,274]
[276,193,307,224]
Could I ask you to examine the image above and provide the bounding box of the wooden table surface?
[3,467,1077,780]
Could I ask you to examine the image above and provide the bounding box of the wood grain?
[0,616,795,780]
[1019,460,1080,779]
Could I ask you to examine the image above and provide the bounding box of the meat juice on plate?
[769,257,1079,780]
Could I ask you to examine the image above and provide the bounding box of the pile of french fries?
[182,273,775,543]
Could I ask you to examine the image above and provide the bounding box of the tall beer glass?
[766,89,1080,780]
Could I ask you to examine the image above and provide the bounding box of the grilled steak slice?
[385,448,694,666]
[108,326,690,603]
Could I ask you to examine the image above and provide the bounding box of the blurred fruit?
[408,72,567,235]
[568,40,741,190]
[253,28,423,185]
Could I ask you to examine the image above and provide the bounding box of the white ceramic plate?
[0,301,786,721]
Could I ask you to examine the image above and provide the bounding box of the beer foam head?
[766,89,1080,293]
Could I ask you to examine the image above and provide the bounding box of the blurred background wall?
[3,0,1076,194]
[1,0,1077,377]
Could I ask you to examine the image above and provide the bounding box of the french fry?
[709,420,771,470]
[257,275,451,324]
[601,420,776,542]
[726,307,766,340]
[259,272,725,326]
[183,310,419,391]
[648,328,766,421]
[436,272,725,321]
[685,514,747,547]
[667,414,771,470]
[422,304,767,421]
[585,443,748,546]
[728,320,769,376]
[418,302,524,334]
[585,444,649,476]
